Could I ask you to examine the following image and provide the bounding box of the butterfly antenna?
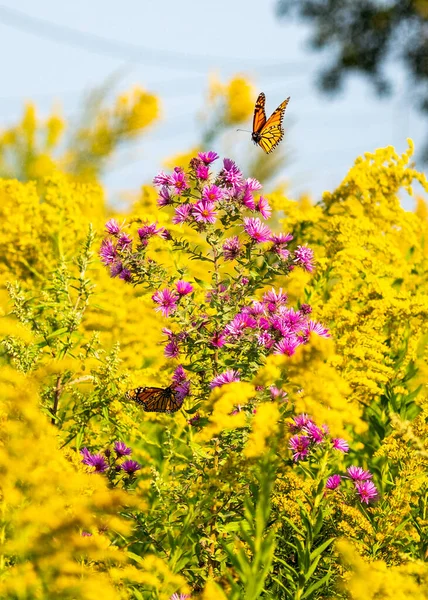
[236,128,251,133]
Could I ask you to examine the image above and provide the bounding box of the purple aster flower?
[256,196,272,219]
[198,150,219,165]
[171,170,189,195]
[270,386,288,401]
[294,245,315,272]
[304,422,325,444]
[157,186,173,207]
[164,339,180,358]
[176,280,193,296]
[224,313,257,337]
[174,380,190,402]
[121,460,141,475]
[355,480,378,504]
[273,336,301,356]
[196,164,209,180]
[170,594,191,600]
[152,288,179,317]
[81,450,108,473]
[289,414,314,432]
[243,217,271,243]
[245,177,262,192]
[202,184,223,203]
[117,233,132,249]
[257,332,274,348]
[305,320,330,338]
[221,158,242,186]
[99,239,117,265]
[326,475,342,490]
[138,222,165,240]
[210,332,226,348]
[263,288,288,308]
[240,185,256,210]
[223,236,242,261]
[172,204,193,224]
[270,232,293,245]
[241,277,249,285]
[114,441,132,457]
[105,218,121,235]
[119,268,132,282]
[172,365,186,383]
[192,200,217,224]
[153,171,173,186]
[187,413,200,426]
[209,369,240,389]
[332,438,349,453]
[300,303,312,315]
[289,435,311,461]
[347,466,373,481]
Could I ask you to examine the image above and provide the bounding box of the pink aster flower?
[326,475,342,490]
[270,232,293,245]
[209,369,240,389]
[210,332,226,348]
[99,239,117,265]
[257,332,274,348]
[289,414,314,432]
[305,320,330,338]
[355,480,378,504]
[223,236,242,261]
[243,217,271,243]
[263,288,288,308]
[294,245,315,272]
[192,200,217,224]
[347,466,373,481]
[269,386,288,401]
[300,303,312,315]
[171,170,189,195]
[138,222,164,240]
[332,438,349,453]
[153,171,173,186]
[105,218,122,235]
[152,288,179,317]
[196,164,209,180]
[289,435,311,461]
[198,150,219,165]
[224,313,257,337]
[240,186,256,210]
[117,233,132,249]
[256,196,272,219]
[245,177,262,192]
[273,336,301,356]
[176,280,193,296]
[202,184,223,203]
[157,186,173,207]
[172,204,193,224]
[304,422,325,444]
[241,277,249,285]
[221,158,242,186]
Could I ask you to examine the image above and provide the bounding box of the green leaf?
[301,570,332,599]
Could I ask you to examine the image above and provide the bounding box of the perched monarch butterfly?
[125,386,181,413]
[251,92,290,154]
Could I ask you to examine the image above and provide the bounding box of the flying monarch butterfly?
[125,385,182,413]
[251,92,290,154]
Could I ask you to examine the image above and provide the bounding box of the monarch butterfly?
[251,92,290,154]
[125,386,181,413]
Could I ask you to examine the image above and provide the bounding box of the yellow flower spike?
[245,402,280,458]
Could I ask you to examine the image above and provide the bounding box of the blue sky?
[0,0,423,207]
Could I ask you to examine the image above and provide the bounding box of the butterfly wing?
[258,97,290,154]
[126,386,181,413]
[253,92,267,134]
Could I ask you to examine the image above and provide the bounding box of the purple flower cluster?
[326,466,378,504]
[80,440,142,478]
[288,414,348,461]
[216,288,329,359]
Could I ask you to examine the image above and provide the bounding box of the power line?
[0,3,309,73]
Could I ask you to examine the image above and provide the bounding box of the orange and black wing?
[126,386,181,413]
[258,97,290,154]
[252,92,267,134]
